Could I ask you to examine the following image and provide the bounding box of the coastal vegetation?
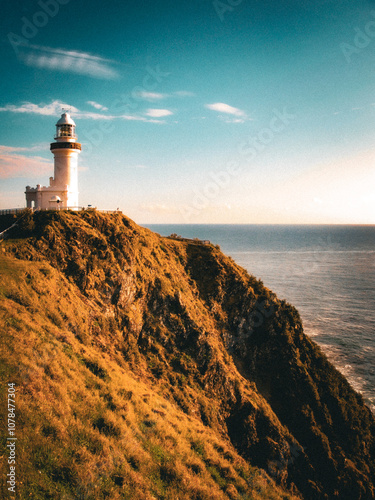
[0,210,374,499]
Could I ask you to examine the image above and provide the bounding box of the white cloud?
[87,101,108,111]
[17,44,119,80]
[221,117,248,124]
[0,100,78,117]
[0,100,167,124]
[205,102,246,119]
[76,111,114,120]
[145,109,173,118]
[135,91,168,101]
[135,90,195,100]
[75,111,165,123]
[75,111,165,124]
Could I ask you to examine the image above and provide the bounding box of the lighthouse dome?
[54,112,78,141]
[56,112,76,127]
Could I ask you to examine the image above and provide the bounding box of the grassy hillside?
[0,249,295,500]
[0,210,374,499]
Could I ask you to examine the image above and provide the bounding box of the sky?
[0,0,374,224]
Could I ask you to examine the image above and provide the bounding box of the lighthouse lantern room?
[25,112,81,210]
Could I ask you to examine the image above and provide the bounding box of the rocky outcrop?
[3,209,375,499]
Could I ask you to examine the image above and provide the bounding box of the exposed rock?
[1,209,374,499]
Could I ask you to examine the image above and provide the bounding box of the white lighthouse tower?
[25,112,81,210]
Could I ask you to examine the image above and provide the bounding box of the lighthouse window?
[57,125,76,137]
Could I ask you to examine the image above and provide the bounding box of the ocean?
[145,224,375,413]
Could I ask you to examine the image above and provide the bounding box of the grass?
[1,210,373,499]
[0,249,297,500]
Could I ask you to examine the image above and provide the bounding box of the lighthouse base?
[25,184,79,210]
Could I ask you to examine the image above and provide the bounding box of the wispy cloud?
[135,90,196,101]
[0,145,51,179]
[118,115,164,124]
[135,91,168,101]
[0,100,167,124]
[205,102,248,122]
[145,109,173,118]
[17,43,120,80]
[87,101,108,111]
[0,145,46,153]
[0,100,77,116]
[76,111,113,120]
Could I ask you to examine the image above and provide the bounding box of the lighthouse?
[25,112,81,210]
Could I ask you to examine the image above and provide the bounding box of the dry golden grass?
[0,248,298,500]
[0,210,372,499]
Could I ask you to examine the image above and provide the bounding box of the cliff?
[0,210,374,499]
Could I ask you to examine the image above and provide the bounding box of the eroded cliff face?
[2,210,375,499]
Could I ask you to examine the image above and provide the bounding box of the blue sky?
[0,0,374,223]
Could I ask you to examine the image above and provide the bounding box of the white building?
[25,112,81,210]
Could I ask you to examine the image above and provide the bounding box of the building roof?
[56,112,76,126]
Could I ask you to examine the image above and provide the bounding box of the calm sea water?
[146,224,375,413]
